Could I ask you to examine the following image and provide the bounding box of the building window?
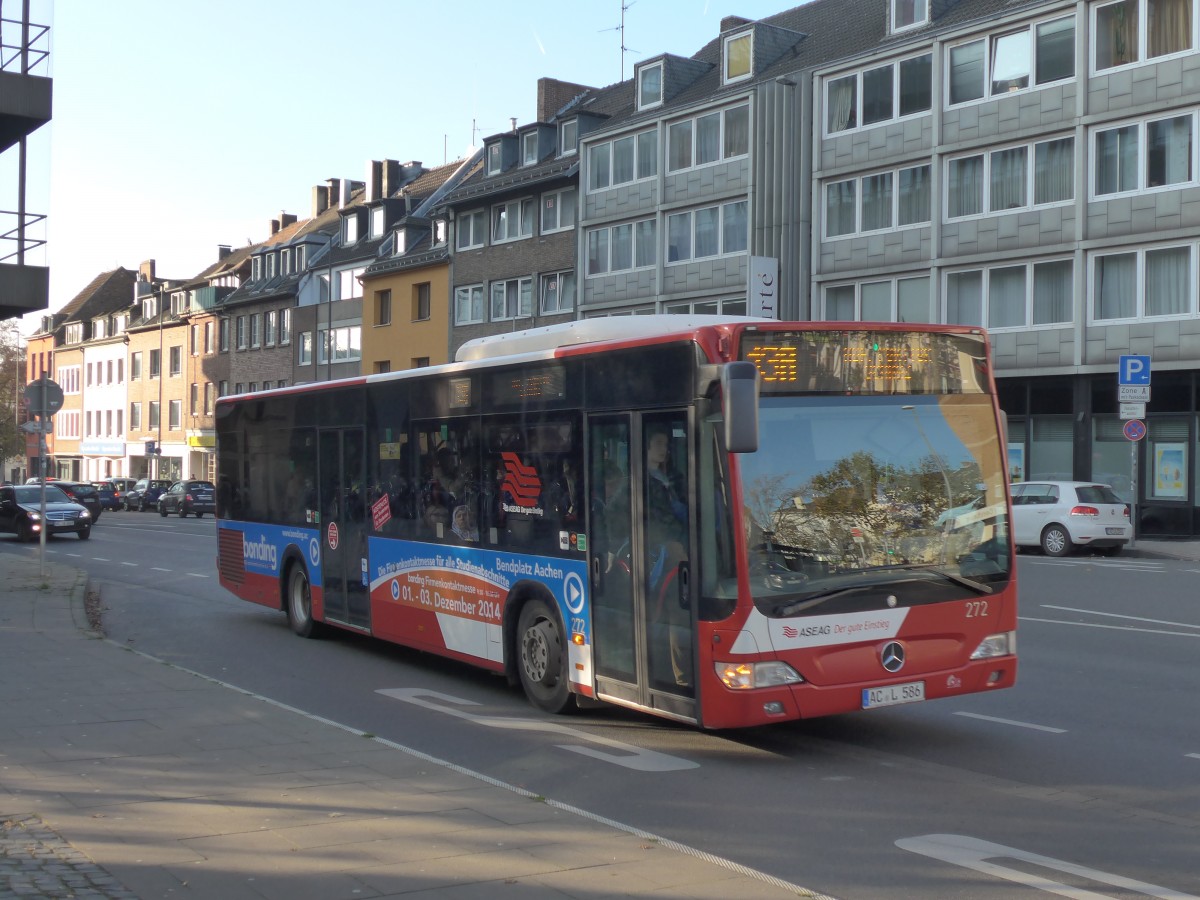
[638,61,664,108]
[130,402,141,430]
[317,326,362,365]
[189,383,199,416]
[149,401,160,430]
[203,321,214,354]
[487,142,503,175]
[541,188,577,233]
[131,352,142,380]
[376,289,392,326]
[892,0,928,31]
[541,271,576,314]
[249,314,261,348]
[823,275,932,323]
[1094,0,1191,71]
[588,131,657,191]
[235,316,247,350]
[432,219,448,247]
[264,310,276,345]
[169,345,182,376]
[279,309,291,345]
[559,119,578,156]
[413,283,431,321]
[343,214,359,244]
[456,210,486,250]
[826,53,932,134]
[826,164,931,237]
[371,206,386,239]
[490,278,533,322]
[204,382,215,415]
[338,267,364,301]
[1094,114,1194,196]
[219,319,229,351]
[667,105,749,172]
[492,198,535,242]
[948,15,1075,106]
[298,332,312,366]
[375,361,391,374]
[149,349,161,379]
[947,136,1074,217]
[586,219,657,275]
[1093,245,1194,322]
[944,260,1075,329]
[723,32,752,83]
[522,131,539,166]
[666,201,748,262]
[454,285,485,325]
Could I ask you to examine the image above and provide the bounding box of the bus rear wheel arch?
[514,596,573,714]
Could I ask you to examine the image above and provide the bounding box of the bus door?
[317,427,370,630]
[588,411,695,716]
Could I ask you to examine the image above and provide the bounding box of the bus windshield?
[738,393,1011,616]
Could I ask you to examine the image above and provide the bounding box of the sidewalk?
[0,552,822,900]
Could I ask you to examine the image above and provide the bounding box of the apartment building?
[360,155,482,372]
[811,0,1200,535]
[443,78,607,358]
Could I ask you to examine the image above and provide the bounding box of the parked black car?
[53,481,104,522]
[158,480,216,518]
[124,478,172,511]
[0,483,93,541]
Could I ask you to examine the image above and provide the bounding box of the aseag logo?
[501,452,543,515]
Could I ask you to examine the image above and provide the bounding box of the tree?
[0,324,26,475]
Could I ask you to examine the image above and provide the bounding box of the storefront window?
[1028,415,1073,480]
[1148,418,1188,500]
[1091,417,1134,500]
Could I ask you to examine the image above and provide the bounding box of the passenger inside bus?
[644,423,691,690]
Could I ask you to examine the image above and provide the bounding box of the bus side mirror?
[721,362,759,453]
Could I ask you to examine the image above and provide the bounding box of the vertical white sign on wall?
[748,256,779,319]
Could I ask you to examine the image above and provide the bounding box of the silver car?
[1010,481,1131,557]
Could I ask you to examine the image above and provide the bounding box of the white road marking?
[150,567,171,572]
[1042,606,1200,631]
[121,561,137,567]
[1020,616,1200,639]
[91,557,110,561]
[1187,753,1200,760]
[185,572,208,578]
[953,712,1066,733]
[897,833,1198,899]
[1023,558,1163,570]
[377,687,698,772]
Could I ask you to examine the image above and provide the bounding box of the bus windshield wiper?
[770,564,992,618]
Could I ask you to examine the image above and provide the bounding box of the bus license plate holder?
[862,681,925,709]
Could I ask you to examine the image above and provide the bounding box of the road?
[4,513,1198,899]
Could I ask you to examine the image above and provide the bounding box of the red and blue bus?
[215,316,1016,729]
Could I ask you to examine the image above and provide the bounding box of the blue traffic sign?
[1119,355,1151,385]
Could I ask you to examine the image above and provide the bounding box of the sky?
[6,0,798,334]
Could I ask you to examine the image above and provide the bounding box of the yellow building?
[360,255,451,373]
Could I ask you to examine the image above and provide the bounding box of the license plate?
[1106,527,1125,535]
[862,681,925,709]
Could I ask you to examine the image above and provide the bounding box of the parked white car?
[1010,481,1131,557]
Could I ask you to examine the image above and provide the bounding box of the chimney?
[367,159,384,201]
[139,259,156,282]
[510,117,518,132]
[217,245,232,260]
[537,77,595,121]
[279,212,297,230]
[270,218,280,235]
[381,159,403,197]
[721,15,752,32]
[326,178,341,209]
[312,184,330,216]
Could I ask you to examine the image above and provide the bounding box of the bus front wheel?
[516,598,572,714]
[286,563,320,638]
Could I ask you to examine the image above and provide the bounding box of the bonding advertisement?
[367,537,591,682]
[241,523,323,581]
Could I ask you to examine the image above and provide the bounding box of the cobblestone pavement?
[0,816,138,900]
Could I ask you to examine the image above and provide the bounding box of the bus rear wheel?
[286,563,320,638]
[516,598,572,714]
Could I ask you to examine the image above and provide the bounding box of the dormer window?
[143,297,158,319]
[252,256,262,281]
[723,32,752,84]
[432,218,448,247]
[395,230,407,255]
[559,119,578,157]
[170,292,186,315]
[371,206,386,238]
[638,62,664,109]
[92,318,107,339]
[281,248,291,274]
[892,0,928,33]
[522,132,539,166]
[266,253,277,279]
[487,142,503,175]
[344,214,359,244]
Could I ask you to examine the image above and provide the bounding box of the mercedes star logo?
[880,641,905,673]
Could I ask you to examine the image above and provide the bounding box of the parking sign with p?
[1119,355,1151,385]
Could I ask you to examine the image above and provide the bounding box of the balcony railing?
[0,11,50,75]
[0,209,45,263]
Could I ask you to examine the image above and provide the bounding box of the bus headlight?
[970,631,1015,660]
[715,660,804,690]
